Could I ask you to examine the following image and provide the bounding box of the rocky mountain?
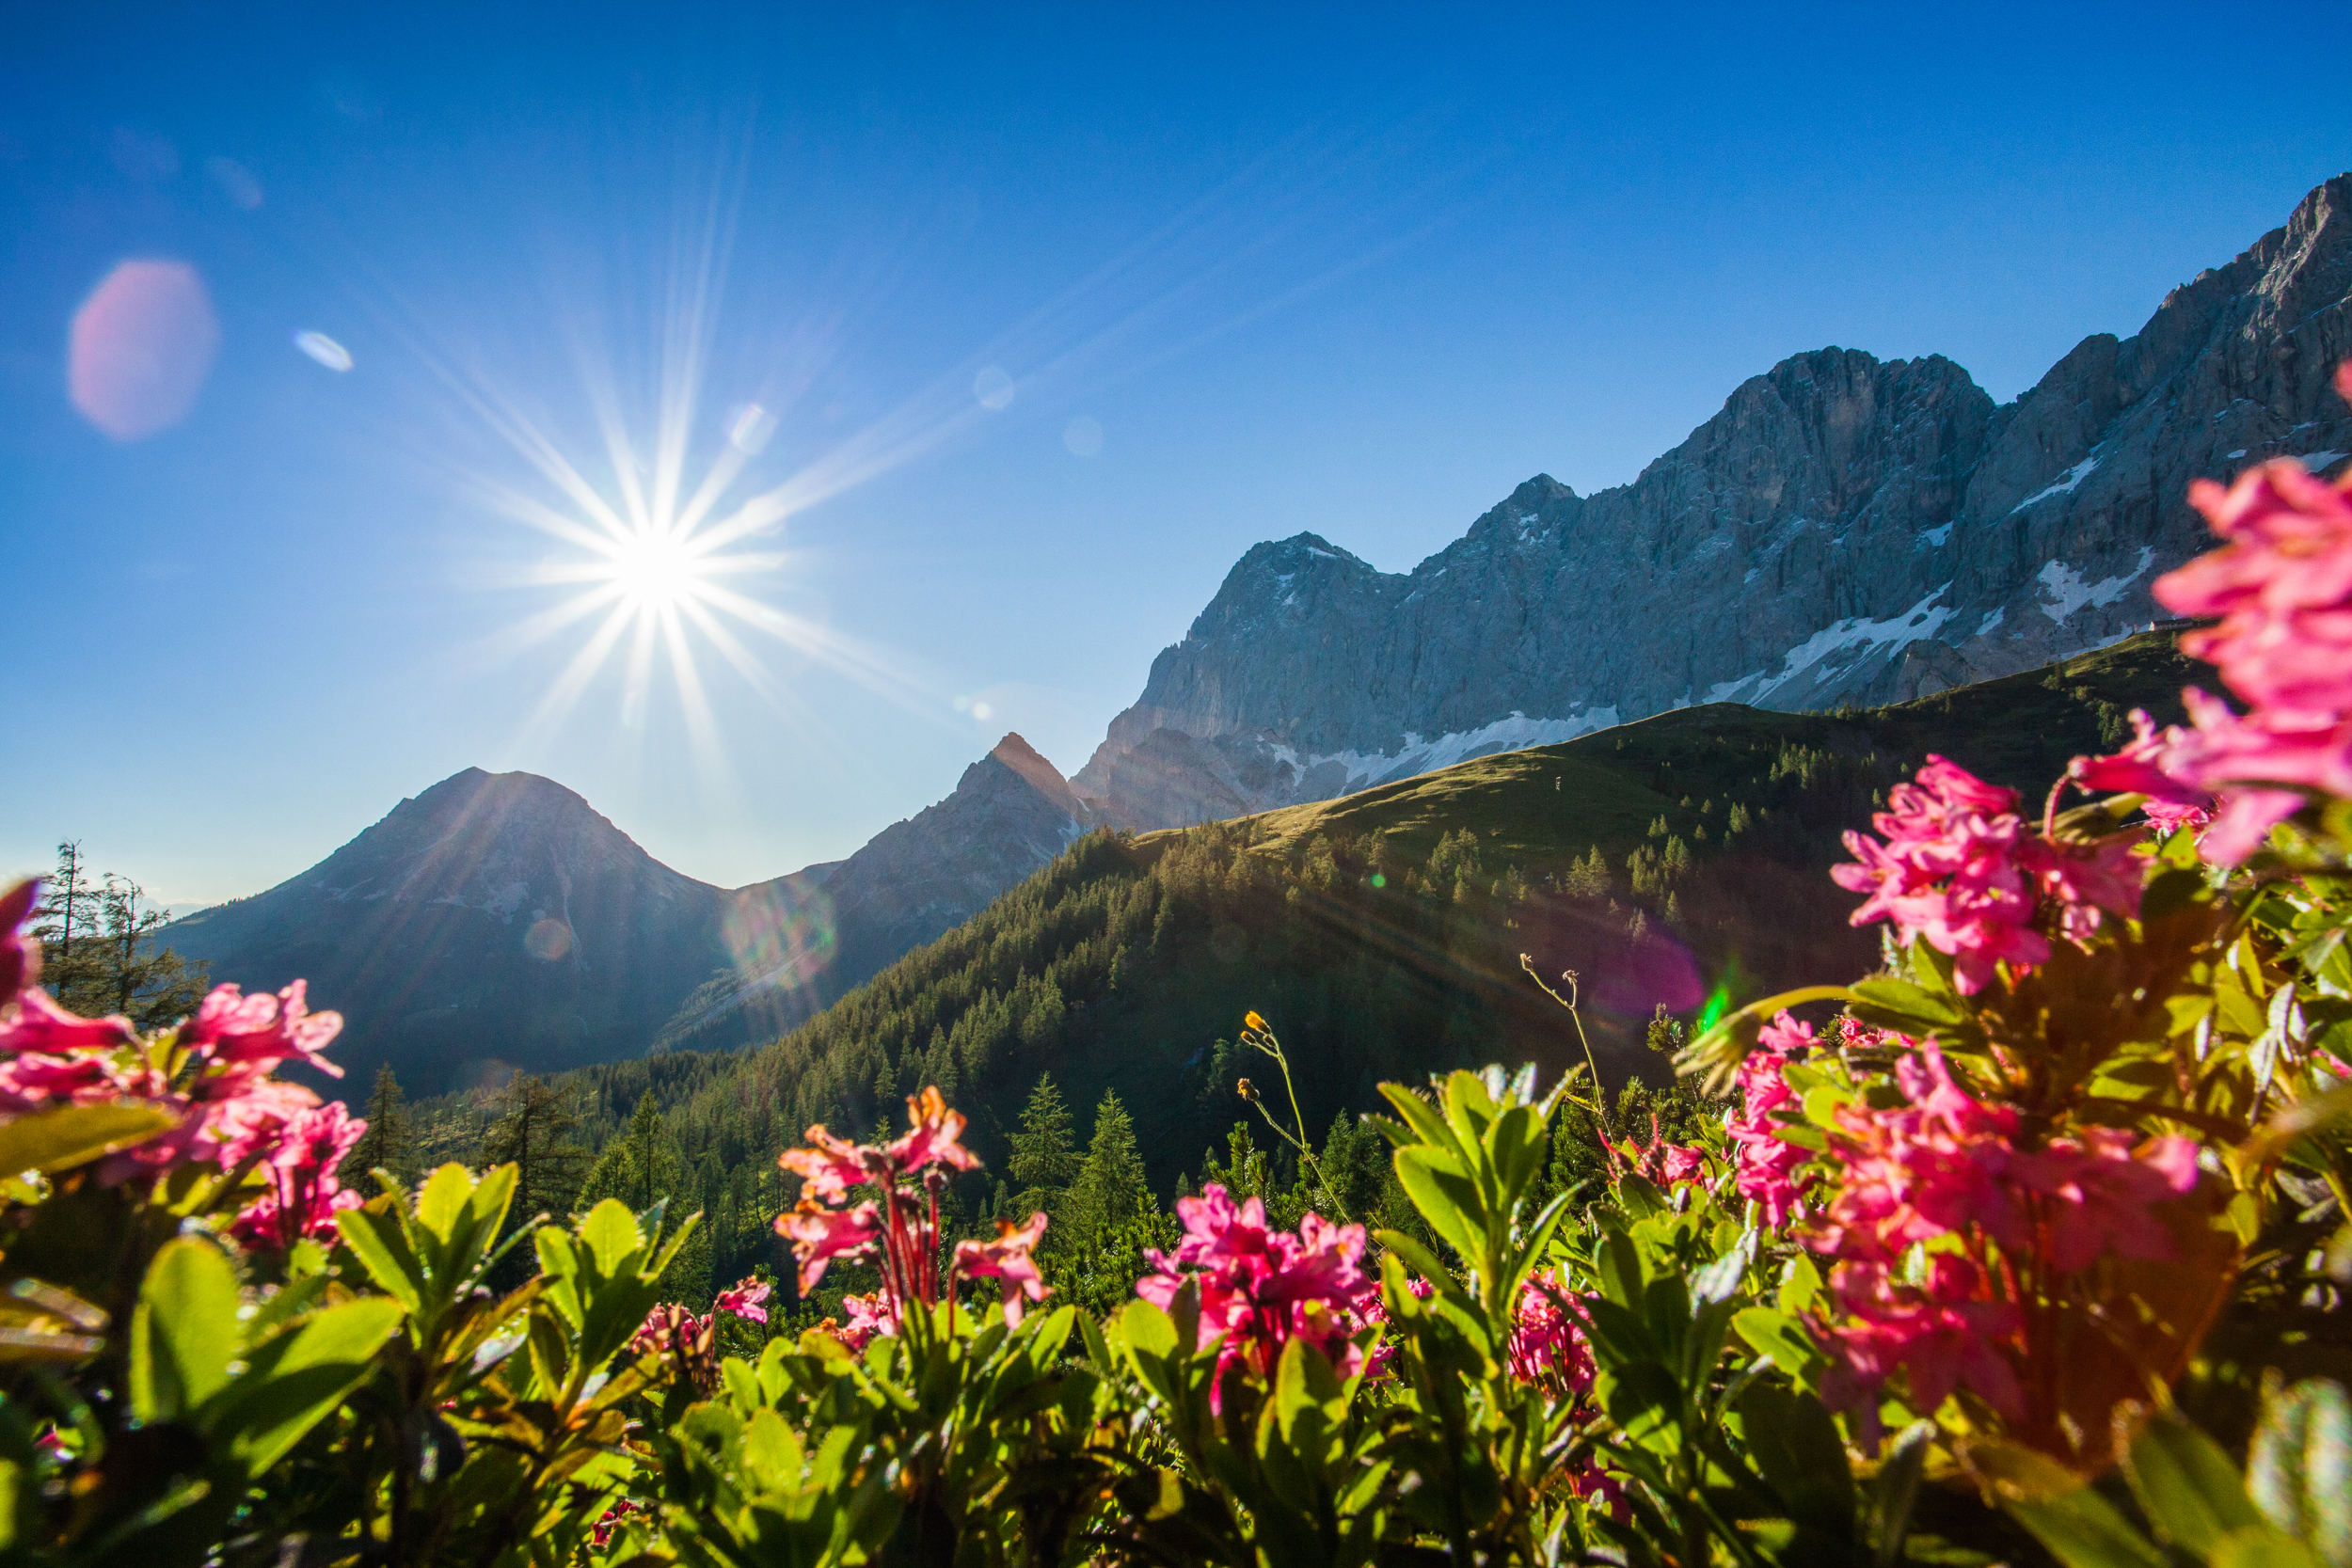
[163,736,1095,1091]
[1073,174,2352,829]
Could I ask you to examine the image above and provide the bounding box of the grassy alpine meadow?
[4,391,2352,1567]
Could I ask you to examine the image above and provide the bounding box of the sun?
[605,528,707,612]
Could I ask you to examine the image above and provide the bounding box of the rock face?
[163,768,737,1093]
[163,736,1096,1088]
[1074,174,2352,828]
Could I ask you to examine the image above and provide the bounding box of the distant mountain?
[654,733,1093,1052]
[163,768,736,1094]
[164,735,1094,1093]
[1074,174,2352,829]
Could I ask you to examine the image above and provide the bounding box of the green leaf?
[2124,1409,2266,1555]
[1777,1255,1822,1316]
[130,1237,239,1422]
[416,1163,478,1243]
[199,1297,403,1474]
[1392,1148,1487,1263]
[2005,1485,2171,1568]
[2212,1528,2327,1568]
[1867,1420,1936,1568]
[1732,1307,1824,1382]
[580,1199,644,1275]
[2249,1378,2352,1568]
[1850,977,1966,1031]
[333,1206,426,1318]
[0,1104,176,1178]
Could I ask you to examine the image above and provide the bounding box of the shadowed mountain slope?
[163,768,736,1094]
[165,735,1096,1094]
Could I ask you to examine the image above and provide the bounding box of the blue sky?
[4,3,2348,906]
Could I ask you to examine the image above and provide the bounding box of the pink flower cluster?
[1506,1269,1596,1396]
[1725,1011,1814,1227]
[1136,1184,1375,1412]
[1806,1040,2199,1426]
[228,1101,368,1250]
[0,879,365,1243]
[628,1303,718,1393]
[1625,1121,1706,1188]
[774,1086,1048,1341]
[830,1291,898,1353]
[591,1499,644,1550]
[712,1277,771,1324]
[2070,370,2352,862]
[1831,756,2140,993]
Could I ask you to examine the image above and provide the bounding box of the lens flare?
[69,260,220,441]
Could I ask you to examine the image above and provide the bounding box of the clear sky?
[4,3,2348,907]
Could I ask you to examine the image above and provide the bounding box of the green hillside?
[407,630,2201,1300]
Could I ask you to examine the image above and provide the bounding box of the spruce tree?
[1006,1073,1080,1231]
[1065,1089,1148,1242]
[343,1064,413,1185]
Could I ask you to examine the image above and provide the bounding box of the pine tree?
[1064,1089,1148,1242]
[87,876,207,1029]
[1006,1073,1080,1231]
[482,1073,590,1223]
[343,1064,413,1185]
[30,843,100,1004]
[32,855,206,1028]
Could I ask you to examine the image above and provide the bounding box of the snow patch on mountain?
[1706,585,1956,705]
[1290,709,1624,791]
[2012,454,2102,513]
[2037,546,2157,625]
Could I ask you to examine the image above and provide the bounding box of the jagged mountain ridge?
[164,735,1093,1092]
[1073,174,2352,829]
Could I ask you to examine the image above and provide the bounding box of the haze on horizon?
[4,2,2348,911]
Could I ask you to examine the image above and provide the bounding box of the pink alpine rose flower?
[777,1123,881,1204]
[1137,1184,1375,1410]
[2069,709,2216,833]
[713,1277,772,1324]
[887,1086,982,1177]
[183,981,344,1077]
[833,1290,898,1352]
[1507,1270,1596,1396]
[1819,1255,2025,1433]
[0,880,38,1002]
[776,1197,882,1293]
[229,1101,367,1250]
[0,988,135,1055]
[1832,755,2138,990]
[2161,455,2352,714]
[952,1212,1050,1325]
[1726,1011,1814,1226]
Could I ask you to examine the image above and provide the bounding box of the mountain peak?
[983,732,1086,817]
